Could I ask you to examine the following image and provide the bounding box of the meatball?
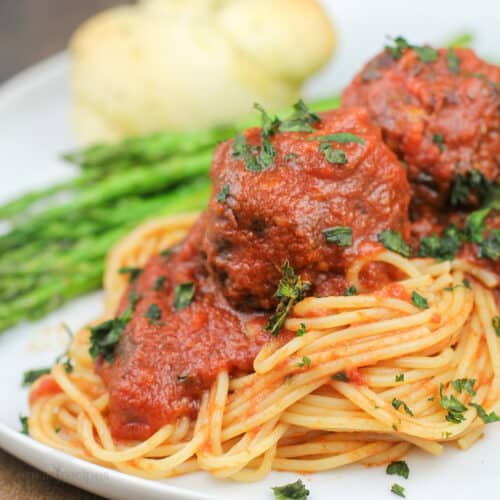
[202,107,410,310]
[343,46,500,218]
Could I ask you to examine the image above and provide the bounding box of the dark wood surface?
[0,0,127,82]
[0,3,130,497]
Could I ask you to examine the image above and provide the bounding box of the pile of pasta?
[29,214,500,481]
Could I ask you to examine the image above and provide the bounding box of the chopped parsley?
[469,403,500,423]
[465,207,490,244]
[390,483,406,498]
[272,479,310,500]
[386,36,437,63]
[319,143,348,164]
[479,229,500,260]
[385,36,410,60]
[174,282,195,310]
[432,133,445,152]
[19,415,29,436]
[118,266,142,283]
[22,368,50,387]
[332,371,349,382]
[160,248,172,258]
[232,103,282,172]
[323,226,352,247]
[89,290,140,362]
[449,169,499,208]
[378,230,412,257]
[265,261,310,336]
[395,373,405,383]
[154,276,166,291]
[315,132,365,145]
[493,316,500,337]
[344,285,357,296]
[447,48,461,73]
[418,224,463,260]
[296,323,307,337]
[413,45,438,62]
[392,398,414,416]
[279,99,321,133]
[463,278,472,289]
[386,460,409,479]
[411,291,429,309]
[296,356,312,368]
[144,304,161,323]
[216,184,230,203]
[452,378,476,396]
[232,134,266,172]
[439,384,467,423]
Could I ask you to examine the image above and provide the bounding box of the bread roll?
[70,0,335,143]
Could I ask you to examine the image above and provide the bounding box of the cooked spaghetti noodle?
[28,214,500,481]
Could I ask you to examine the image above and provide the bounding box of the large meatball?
[343,46,500,217]
[202,107,410,310]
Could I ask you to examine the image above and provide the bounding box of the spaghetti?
[28,214,500,481]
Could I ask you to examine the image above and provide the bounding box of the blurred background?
[0,1,128,82]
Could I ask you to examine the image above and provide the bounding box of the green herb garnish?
[174,282,195,310]
[447,48,461,73]
[145,304,161,323]
[493,316,500,337]
[479,229,500,260]
[432,133,445,152]
[418,224,464,260]
[279,99,320,133]
[378,230,411,257]
[385,36,437,63]
[395,373,405,383]
[272,479,309,500]
[392,398,414,416]
[89,290,140,362]
[323,226,352,247]
[216,184,230,203]
[154,276,166,291]
[315,132,365,145]
[296,323,307,337]
[465,207,490,244]
[390,483,406,498]
[411,291,429,309]
[344,285,357,296]
[319,143,347,165]
[332,371,349,382]
[19,415,29,436]
[450,169,499,208]
[386,460,409,479]
[439,384,467,423]
[22,368,51,387]
[452,378,476,396]
[118,266,142,283]
[296,356,312,368]
[469,403,500,423]
[265,261,310,336]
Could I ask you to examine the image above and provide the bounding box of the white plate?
[1,1,499,498]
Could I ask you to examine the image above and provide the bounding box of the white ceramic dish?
[1,1,499,498]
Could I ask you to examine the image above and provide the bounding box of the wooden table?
[0,3,128,498]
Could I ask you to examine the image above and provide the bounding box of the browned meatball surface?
[342,45,500,218]
[202,107,411,310]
